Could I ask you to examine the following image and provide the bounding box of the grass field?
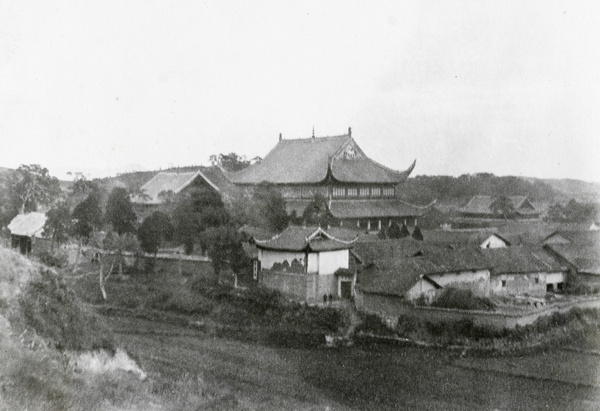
[108,312,600,410]
[57,260,600,410]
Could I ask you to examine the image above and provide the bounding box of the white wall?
[318,249,349,275]
[258,249,305,270]
[405,269,491,301]
[480,235,508,248]
[259,248,349,275]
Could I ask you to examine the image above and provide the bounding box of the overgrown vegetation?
[429,288,496,311]
[18,268,116,352]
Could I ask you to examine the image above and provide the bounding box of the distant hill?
[537,178,600,203]
[399,173,599,207]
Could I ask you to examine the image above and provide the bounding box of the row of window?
[332,186,395,198]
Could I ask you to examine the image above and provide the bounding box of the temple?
[226,128,431,230]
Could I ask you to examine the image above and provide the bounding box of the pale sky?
[1,1,599,182]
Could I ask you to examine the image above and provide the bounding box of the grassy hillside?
[0,247,228,410]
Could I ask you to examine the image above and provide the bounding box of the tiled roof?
[255,226,356,252]
[132,171,213,204]
[421,230,510,247]
[460,195,538,215]
[329,199,431,219]
[543,230,600,245]
[8,212,47,237]
[546,244,600,275]
[132,167,241,205]
[353,238,431,264]
[284,198,431,219]
[226,134,415,184]
[358,248,490,297]
[358,244,567,296]
[480,247,563,275]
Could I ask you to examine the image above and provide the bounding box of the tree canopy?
[301,193,335,227]
[43,201,72,248]
[7,164,61,214]
[238,182,289,232]
[209,153,261,172]
[105,187,137,235]
[172,187,230,253]
[137,211,174,255]
[72,191,103,241]
[200,225,249,280]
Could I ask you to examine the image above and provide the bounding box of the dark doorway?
[340,281,352,299]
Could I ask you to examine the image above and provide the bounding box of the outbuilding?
[7,212,48,255]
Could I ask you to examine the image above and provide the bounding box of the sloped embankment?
[0,247,150,411]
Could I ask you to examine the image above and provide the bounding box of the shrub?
[356,313,396,336]
[19,268,115,352]
[431,288,495,311]
[37,249,68,268]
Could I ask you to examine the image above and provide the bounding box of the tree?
[138,212,174,273]
[200,226,249,284]
[43,201,72,249]
[302,193,335,227]
[210,153,260,172]
[105,187,137,235]
[490,196,516,219]
[172,187,229,254]
[72,192,103,241]
[243,182,289,231]
[89,231,140,299]
[72,191,103,267]
[9,164,61,214]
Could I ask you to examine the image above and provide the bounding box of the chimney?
[279,132,282,141]
[348,126,352,136]
[312,126,315,139]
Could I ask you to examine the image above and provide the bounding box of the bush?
[37,249,68,268]
[356,313,396,336]
[19,268,115,352]
[430,288,495,311]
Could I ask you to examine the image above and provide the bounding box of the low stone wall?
[358,292,600,330]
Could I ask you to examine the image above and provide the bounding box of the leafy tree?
[490,196,516,219]
[89,231,140,299]
[209,153,260,172]
[242,182,289,231]
[72,192,103,241]
[43,201,72,249]
[200,225,249,284]
[105,187,137,235]
[302,193,335,227]
[172,187,229,254]
[138,211,174,270]
[8,164,61,214]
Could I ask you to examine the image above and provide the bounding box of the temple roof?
[226,133,415,185]
[255,226,357,252]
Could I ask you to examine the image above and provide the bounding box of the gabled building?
[459,195,540,220]
[8,212,48,255]
[254,226,358,301]
[226,129,431,230]
[131,167,239,218]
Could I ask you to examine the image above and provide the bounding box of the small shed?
[7,212,48,255]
